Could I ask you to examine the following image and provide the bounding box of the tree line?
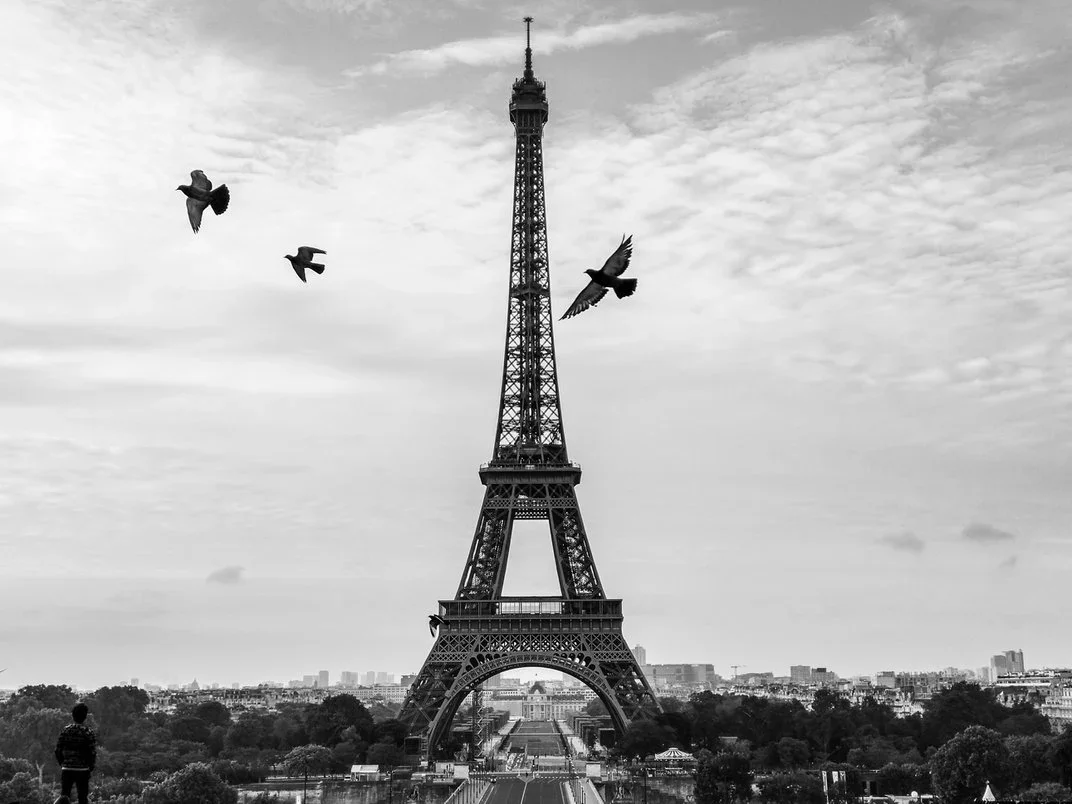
[0,682,408,803]
[597,684,1072,804]
[3,680,1072,803]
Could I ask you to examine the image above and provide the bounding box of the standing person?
[54,702,96,804]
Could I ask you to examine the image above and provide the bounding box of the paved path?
[485,779,568,804]
[502,720,568,757]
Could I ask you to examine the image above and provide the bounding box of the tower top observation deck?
[510,17,548,122]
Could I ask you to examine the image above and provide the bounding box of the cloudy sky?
[1,0,1070,692]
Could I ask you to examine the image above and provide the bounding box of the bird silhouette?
[176,170,230,233]
[560,234,637,320]
[428,614,445,637]
[284,246,327,283]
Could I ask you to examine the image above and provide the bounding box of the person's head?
[71,702,88,723]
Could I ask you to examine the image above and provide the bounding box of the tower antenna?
[523,16,534,80]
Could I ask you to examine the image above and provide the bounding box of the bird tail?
[614,277,638,298]
[210,185,230,215]
[307,262,325,274]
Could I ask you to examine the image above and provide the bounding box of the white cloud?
[347,12,725,76]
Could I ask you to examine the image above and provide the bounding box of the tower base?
[400,596,660,758]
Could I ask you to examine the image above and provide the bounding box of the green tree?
[374,718,410,746]
[367,740,406,768]
[658,710,693,751]
[619,718,676,759]
[194,700,232,729]
[775,737,810,769]
[584,698,609,717]
[0,706,70,783]
[695,749,754,803]
[921,683,1001,748]
[141,762,238,804]
[658,697,685,714]
[305,695,374,747]
[171,714,212,744]
[875,762,931,795]
[283,744,333,777]
[284,744,333,803]
[930,725,1010,804]
[0,769,53,804]
[1018,781,1072,801]
[272,707,309,750]
[2,684,78,712]
[225,711,277,751]
[1005,734,1057,794]
[86,685,149,743]
[756,771,825,804]
[0,755,35,782]
[1053,725,1072,788]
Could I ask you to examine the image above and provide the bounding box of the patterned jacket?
[54,723,97,771]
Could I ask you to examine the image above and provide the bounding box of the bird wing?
[598,234,633,277]
[296,246,326,261]
[560,280,609,320]
[190,170,212,192]
[186,197,208,233]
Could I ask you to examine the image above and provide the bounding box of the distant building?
[643,663,719,689]
[874,671,896,689]
[303,675,316,688]
[1041,680,1072,732]
[990,654,1008,680]
[790,665,812,685]
[738,672,775,687]
[130,678,139,687]
[340,671,359,687]
[1005,650,1025,675]
[363,671,376,685]
[632,645,647,666]
[376,672,389,684]
[811,668,837,686]
[318,670,329,689]
[520,681,588,720]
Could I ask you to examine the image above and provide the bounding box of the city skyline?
[3,0,1071,691]
[2,650,1060,693]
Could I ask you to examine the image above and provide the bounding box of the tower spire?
[523,16,534,80]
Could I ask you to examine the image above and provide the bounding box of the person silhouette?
[54,703,96,804]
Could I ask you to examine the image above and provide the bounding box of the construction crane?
[730,665,746,683]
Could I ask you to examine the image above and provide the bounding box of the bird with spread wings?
[560,234,638,320]
[175,170,230,234]
[284,246,327,283]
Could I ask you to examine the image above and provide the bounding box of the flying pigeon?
[428,613,445,637]
[560,234,638,320]
[284,246,327,283]
[176,170,230,233]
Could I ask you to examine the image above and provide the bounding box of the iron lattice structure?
[398,19,660,759]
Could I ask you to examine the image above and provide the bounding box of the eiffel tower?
[398,18,660,759]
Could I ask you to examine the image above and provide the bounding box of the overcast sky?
[1,0,1070,692]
